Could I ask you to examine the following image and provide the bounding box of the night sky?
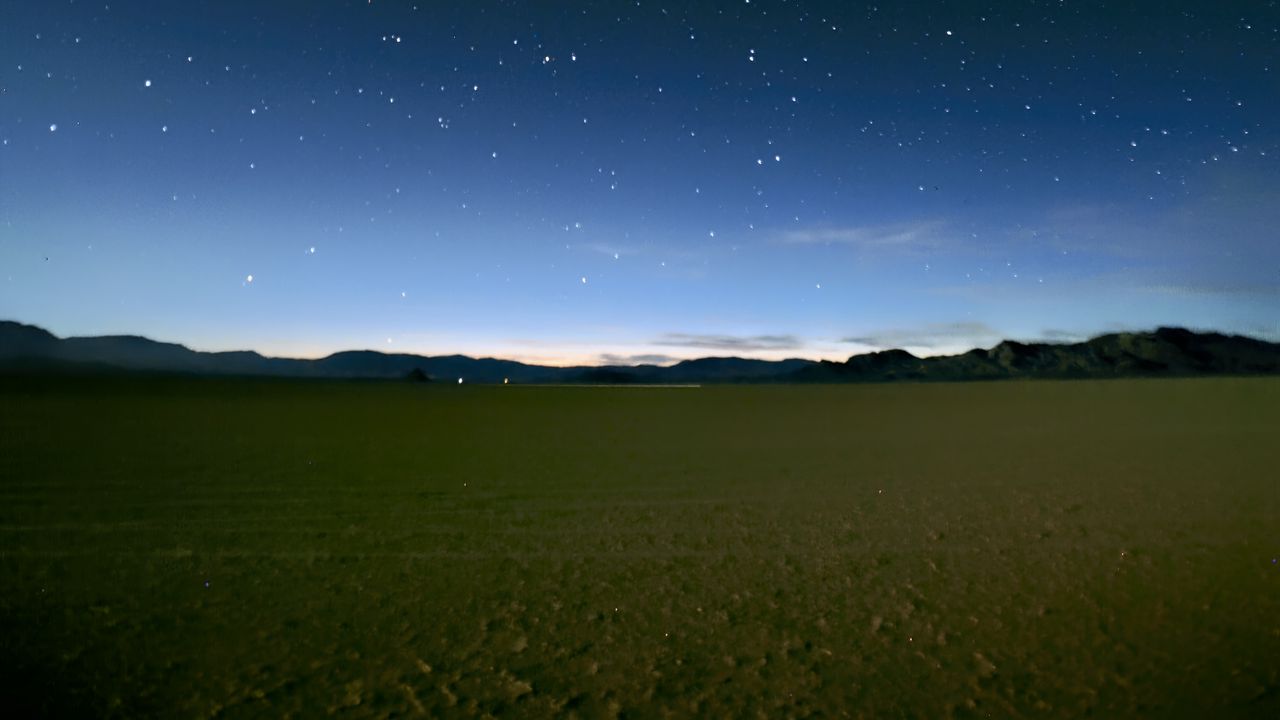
[3,1,1277,365]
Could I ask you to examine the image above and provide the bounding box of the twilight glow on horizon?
[2,1,1277,367]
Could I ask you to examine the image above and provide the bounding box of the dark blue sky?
[3,1,1277,364]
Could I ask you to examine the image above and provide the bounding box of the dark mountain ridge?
[2,320,1278,384]
[792,327,1280,382]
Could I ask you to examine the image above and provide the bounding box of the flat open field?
[1,376,1277,717]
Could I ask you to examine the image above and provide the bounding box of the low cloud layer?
[843,322,1001,349]
[655,333,802,351]
[597,353,679,366]
[1039,329,1086,342]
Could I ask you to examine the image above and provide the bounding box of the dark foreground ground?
[1,375,1277,718]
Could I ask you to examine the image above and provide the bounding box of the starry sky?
[2,1,1278,365]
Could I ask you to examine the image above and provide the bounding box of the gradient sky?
[2,1,1277,365]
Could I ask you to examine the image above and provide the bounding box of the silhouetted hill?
[3,320,1278,384]
[665,357,814,382]
[565,357,813,384]
[790,327,1280,382]
[0,321,61,356]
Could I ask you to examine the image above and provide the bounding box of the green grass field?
[1,375,1277,717]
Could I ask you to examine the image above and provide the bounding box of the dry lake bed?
[1,375,1277,717]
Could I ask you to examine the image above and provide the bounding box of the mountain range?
[2,320,1278,384]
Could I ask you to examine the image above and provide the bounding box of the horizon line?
[5,319,1275,370]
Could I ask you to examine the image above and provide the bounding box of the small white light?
[457,378,463,384]
[245,274,254,283]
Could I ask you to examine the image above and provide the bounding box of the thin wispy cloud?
[932,271,1280,303]
[655,333,802,351]
[842,322,1001,350]
[579,242,639,258]
[1137,282,1280,297]
[779,221,947,253]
